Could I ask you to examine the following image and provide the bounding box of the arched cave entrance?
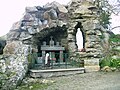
[31,26,68,68]
[37,27,68,54]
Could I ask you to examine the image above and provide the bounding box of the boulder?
[114,46,120,51]
[38,20,42,26]
[19,31,32,40]
[42,20,48,25]
[57,21,67,27]
[49,9,58,20]
[0,54,28,90]
[75,5,91,15]
[35,11,44,20]
[22,13,35,21]
[112,56,120,59]
[1,42,30,89]
[58,5,68,13]
[4,41,31,55]
[36,6,44,11]
[10,21,22,30]
[28,27,37,34]
[26,7,38,13]
[82,20,100,30]
[7,31,20,40]
[44,1,68,13]
[101,66,112,72]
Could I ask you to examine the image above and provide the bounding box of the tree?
[95,0,120,30]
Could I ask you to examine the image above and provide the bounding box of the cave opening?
[33,26,68,66]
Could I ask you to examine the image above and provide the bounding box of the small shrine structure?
[41,36,65,63]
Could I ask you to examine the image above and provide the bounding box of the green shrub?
[100,34,120,69]
[100,57,111,68]
[109,34,120,42]
[100,57,120,69]
[110,58,120,68]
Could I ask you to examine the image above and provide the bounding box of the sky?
[0,0,120,36]
[0,0,70,36]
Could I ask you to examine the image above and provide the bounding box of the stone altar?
[41,36,65,63]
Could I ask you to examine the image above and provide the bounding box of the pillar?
[42,50,45,61]
[60,51,63,62]
[67,22,78,53]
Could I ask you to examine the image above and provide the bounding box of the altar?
[41,36,65,65]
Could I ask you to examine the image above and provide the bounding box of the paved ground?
[45,71,120,90]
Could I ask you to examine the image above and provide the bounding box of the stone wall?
[67,0,111,72]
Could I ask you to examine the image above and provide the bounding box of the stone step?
[30,68,85,78]
[76,52,102,58]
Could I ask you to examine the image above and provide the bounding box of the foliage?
[109,34,120,42]
[0,35,7,41]
[95,0,120,30]
[110,58,120,68]
[100,57,120,68]
[69,60,82,67]
[0,71,16,90]
[100,34,120,69]
[0,73,8,89]
[95,0,120,15]
[28,54,34,69]
[95,0,111,29]
[99,11,111,29]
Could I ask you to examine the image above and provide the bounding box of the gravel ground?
[45,71,120,90]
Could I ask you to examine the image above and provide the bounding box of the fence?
[29,53,83,70]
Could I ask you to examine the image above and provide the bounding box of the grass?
[16,82,49,90]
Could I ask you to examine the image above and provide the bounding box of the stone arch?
[30,26,68,55]
[27,26,68,65]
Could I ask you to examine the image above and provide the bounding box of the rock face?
[0,41,30,89]
[0,54,28,89]
[0,0,111,89]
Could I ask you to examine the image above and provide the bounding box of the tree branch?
[111,26,120,30]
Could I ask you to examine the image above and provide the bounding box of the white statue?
[45,53,49,65]
[76,28,84,51]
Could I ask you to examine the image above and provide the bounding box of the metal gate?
[29,53,83,70]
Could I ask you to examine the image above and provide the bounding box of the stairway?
[30,68,85,78]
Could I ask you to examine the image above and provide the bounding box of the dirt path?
[45,72,120,90]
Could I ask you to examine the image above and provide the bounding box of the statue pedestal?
[84,59,100,72]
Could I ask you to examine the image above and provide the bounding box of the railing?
[29,53,83,70]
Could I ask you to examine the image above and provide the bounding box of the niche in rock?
[75,23,85,52]
[36,27,68,56]
[32,27,68,65]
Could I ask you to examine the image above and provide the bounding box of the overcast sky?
[0,0,120,36]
